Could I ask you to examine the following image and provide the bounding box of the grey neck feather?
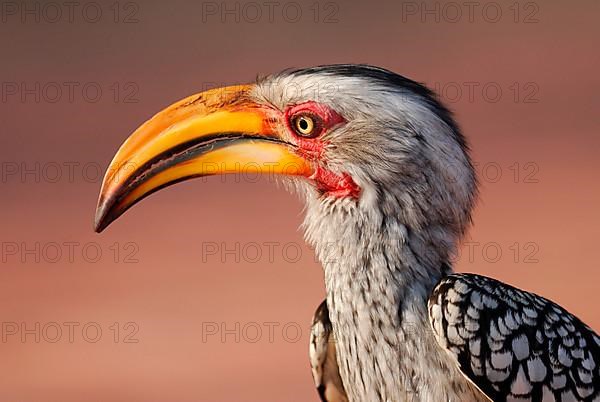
[302,198,467,401]
[303,194,453,306]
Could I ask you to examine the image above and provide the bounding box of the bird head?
[95,65,477,263]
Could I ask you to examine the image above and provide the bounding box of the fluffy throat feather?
[303,195,454,289]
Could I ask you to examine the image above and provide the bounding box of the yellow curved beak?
[94,84,312,232]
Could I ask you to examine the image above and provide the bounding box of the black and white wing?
[309,300,348,402]
[429,273,600,402]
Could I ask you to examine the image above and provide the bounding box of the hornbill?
[94,65,600,402]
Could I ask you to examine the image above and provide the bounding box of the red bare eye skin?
[282,101,358,199]
[284,101,345,140]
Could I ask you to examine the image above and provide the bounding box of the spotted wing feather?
[429,273,600,402]
[309,300,348,402]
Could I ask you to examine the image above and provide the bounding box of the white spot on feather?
[491,349,513,370]
[511,365,532,396]
[527,357,547,382]
[551,374,566,390]
[512,335,530,361]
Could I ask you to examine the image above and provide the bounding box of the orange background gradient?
[0,0,599,400]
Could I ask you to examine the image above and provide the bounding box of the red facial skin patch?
[312,166,361,199]
[282,101,361,199]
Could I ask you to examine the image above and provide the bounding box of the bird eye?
[292,114,319,138]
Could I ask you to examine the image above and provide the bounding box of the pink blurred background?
[0,0,599,400]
